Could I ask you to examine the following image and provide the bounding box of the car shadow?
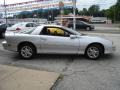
[13,53,115,61]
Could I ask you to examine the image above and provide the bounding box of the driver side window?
[47,27,71,37]
[40,27,71,37]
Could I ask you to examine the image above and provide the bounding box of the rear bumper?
[2,41,17,52]
[2,41,10,50]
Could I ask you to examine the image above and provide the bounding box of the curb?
[95,27,120,30]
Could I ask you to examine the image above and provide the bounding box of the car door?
[78,21,85,29]
[0,24,6,31]
[39,26,80,54]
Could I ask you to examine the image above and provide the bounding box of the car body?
[0,23,13,38]
[6,22,38,33]
[68,21,94,30]
[2,25,115,59]
[90,17,107,23]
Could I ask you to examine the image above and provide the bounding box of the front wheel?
[19,44,36,59]
[85,45,103,60]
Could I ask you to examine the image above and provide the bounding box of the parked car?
[6,22,38,33]
[68,21,94,30]
[2,25,115,60]
[90,17,107,23]
[0,23,13,38]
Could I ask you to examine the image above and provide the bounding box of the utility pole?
[73,0,76,30]
[59,1,64,26]
[4,0,7,24]
[114,5,116,23]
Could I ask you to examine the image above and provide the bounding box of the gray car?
[2,25,115,60]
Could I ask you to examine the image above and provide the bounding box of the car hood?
[85,23,93,26]
[79,35,112,45]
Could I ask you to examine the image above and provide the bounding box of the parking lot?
[0,24,120,90]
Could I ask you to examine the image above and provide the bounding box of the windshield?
[63,26,82,35]
[81,21,89,25]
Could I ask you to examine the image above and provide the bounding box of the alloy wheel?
[20,46,33,58]
[87,46,100,59]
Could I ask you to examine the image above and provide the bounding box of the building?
[0,0,73,18]
[55,14,91,25]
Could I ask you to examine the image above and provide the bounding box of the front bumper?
[105,45,116,54]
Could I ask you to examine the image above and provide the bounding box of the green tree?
[106,0,120,22]
[88,5,100,16]
[63,7,73,15]
[106,6,115,21]
[115,0,120,21]
[99,9,107,17]
[79,8,89,16]
[83,8,88,15]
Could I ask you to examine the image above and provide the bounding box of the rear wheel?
[85,44,103,60]
[18,44,36,59]
[2,32,5,38]
[0,33,2,38]
[86,27,91,31]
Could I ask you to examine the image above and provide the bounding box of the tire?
[2,32,5,38]
[86,27,91,31]
[0,33,2,38]
[85,44,103,60]
[18,44,36,59]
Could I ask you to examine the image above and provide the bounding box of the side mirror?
[70,35,77,39]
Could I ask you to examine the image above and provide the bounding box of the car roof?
[31,24,66,35]
[38,24,64,28]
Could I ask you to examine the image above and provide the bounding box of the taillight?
[16,27,21,31]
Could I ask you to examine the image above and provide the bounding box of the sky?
[0,0,117,10]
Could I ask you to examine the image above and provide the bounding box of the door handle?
[40,38,47,41]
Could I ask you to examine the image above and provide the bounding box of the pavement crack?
[62,55,75,73]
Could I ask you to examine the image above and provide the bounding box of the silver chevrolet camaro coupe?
[2,25,115,60]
